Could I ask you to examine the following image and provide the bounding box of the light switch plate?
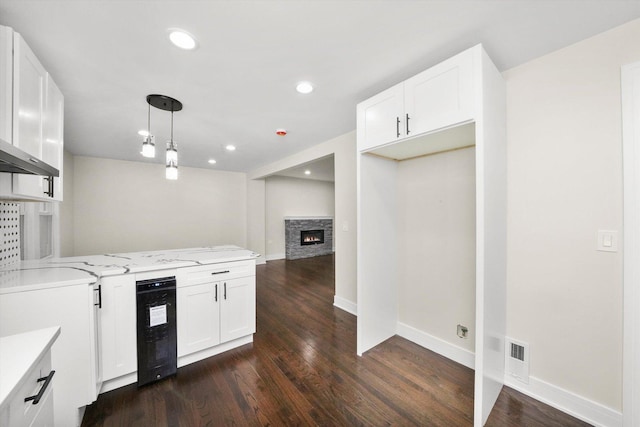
[597,230,619,252]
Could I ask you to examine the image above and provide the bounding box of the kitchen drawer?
[177,260,254,286]
[9,350,54,427]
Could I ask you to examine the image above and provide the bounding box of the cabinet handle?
[224,282,227,300]
[43,176,54,198]
[396,116,401,138]
[25,370,55,405]
[215,284,218,302]
[94,285,102,308]
[406,113,410,135]
[211,270,230,275]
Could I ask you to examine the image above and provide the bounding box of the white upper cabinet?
[0,25,64,201]
[357,83,404,152]
[404,50,473,137]
[0,26,12,143]
[13,74,64,200]
[357,48,474,152]
[12,32,46,159]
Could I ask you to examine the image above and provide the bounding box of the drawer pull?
[25,370,55,405]
[210,270,230,275]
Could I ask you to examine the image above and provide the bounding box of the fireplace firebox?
[300,229,324,246]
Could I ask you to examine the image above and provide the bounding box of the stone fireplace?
[284,217,333,260]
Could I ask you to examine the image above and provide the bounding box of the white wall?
[72,156,247,255]
[504,18,640,410]
[265,176,335,259]
[60,150,74,257]
[248,131,357,309]
[397,147,476,353]
[246,178,266,263]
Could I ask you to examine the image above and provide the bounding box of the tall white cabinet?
[356,44,506,426]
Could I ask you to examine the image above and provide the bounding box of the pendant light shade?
[140,102,155,158]
[141,135,155,158]
[142,94,183,179]
[166,140,178,180]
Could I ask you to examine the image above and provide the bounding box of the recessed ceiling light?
[225,144,236,151]
[304,170,311,175]
[296,81,314,94]
[168,29,197,50]
[208,159,217,164]
[138,130,150,137]
[276,129,287,136]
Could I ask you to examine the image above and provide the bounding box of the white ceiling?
[273,154,335,182]
[1,1,639,173]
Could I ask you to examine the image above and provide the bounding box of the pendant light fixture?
[140,101,155,158]
[143,94,183,180]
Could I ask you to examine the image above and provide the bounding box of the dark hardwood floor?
[82,254,590,426]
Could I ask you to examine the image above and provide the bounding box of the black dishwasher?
[136,276,177,386]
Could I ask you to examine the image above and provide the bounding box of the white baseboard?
[255,255,267,265]
[504,375,622,427]
[266,253,285,261]
[333,295,357,315]
[396,322,475,370]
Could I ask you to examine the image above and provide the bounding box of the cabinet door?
[404,49,474,136]
[11,32,49,199]
[0,26,12,143]
[100,275,137,381]
[220,276,256,343]
[13,74,63,200]
[357,83,404,152]
[177,282,220,357]
[12,32,45,158]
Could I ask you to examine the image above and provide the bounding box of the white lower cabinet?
[11,350,55,427]
[0,327,59,427]
[99,275,137,382]
[99,259,256,392]
[177,265,256,358]
[0,282,99,427]
[177,281,221,356]
[220,276,256,343]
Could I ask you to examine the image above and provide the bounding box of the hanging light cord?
[147,102,151,136]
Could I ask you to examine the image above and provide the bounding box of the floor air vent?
[506,338,530,384]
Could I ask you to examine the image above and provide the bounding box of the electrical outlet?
[457,324,468,339]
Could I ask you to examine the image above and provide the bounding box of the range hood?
[0,137,59,177]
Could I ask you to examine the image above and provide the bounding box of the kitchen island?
[0,245,259,427]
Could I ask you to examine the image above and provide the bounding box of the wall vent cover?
[511,342,525,361]
[505,337,530,384]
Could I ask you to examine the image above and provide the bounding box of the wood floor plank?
[82,254,591,427]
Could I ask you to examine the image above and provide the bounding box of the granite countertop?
[0,245,259,294]
[0,326,60,412]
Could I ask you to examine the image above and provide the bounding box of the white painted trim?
[265,253,285,261]
[504,375,622,427]
[396,321,475,370]
[333,295,357,316]
[622,60,640,427]
[255,256,267,265]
